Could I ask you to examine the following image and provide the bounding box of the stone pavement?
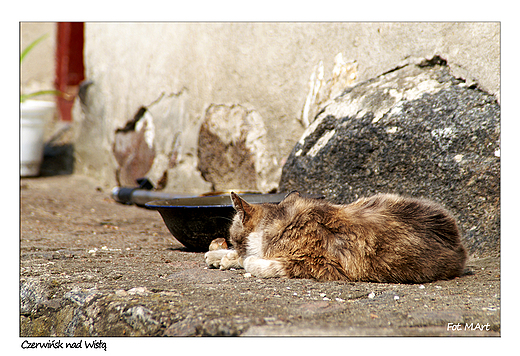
[20,175,500,337]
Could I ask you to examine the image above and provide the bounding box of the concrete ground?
[20,175,500,337]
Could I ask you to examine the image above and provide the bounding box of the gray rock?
[64,288,99,306]
[279,56,500,257]
[20,281,48,315]
[164,317,201,336]
[123,305,160,334]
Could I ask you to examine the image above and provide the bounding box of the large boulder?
[279,56,500,257]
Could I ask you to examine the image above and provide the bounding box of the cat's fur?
[205,191,467,283]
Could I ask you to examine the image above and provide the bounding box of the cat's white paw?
[220,250,243,270]
[204,249,230,268]
[243,256,286,278]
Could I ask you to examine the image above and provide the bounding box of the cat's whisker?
[215,216,234,223]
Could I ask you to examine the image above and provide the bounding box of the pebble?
[127,287,150,295]
[115,289,128,296]
[394,295,400,301]
[368,292,376,299]
[419,285,425,289]
[243,273,252,278]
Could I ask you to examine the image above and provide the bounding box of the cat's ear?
[231,192,254,224]
[282,191,301,203]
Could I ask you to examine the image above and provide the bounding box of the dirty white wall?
[72,22,500,193]
[20,22,57,99]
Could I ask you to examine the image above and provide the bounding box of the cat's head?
[228,191,303,256]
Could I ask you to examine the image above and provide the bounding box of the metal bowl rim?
[145,193,286,209]
[146,203,235,209]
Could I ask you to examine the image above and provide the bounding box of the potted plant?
[20,34,61,177]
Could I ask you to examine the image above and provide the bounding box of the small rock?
[127,287,151,295]
[108,272,123,280]
[115,289,128,296]
[482,306,497,312]
[243,273,252,278]
[263,317,277,324]
[368,292,376,299]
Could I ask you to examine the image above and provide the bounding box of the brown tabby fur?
[206,191,467,283]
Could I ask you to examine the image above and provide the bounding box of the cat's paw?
[220,250,243,270]
[243,256,286,278]
[204,249,230,268]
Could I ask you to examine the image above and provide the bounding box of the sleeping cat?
[205,191,467,283]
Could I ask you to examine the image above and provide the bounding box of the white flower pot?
[20,100,55,177]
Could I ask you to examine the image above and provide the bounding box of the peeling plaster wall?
[72,22,500,193]
[20,22,57,97]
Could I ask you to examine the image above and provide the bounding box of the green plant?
[20,34,62,103]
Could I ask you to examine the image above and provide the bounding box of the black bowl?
[145,193,286,251]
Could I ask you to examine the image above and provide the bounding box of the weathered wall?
[20,22,57,99]
[71,22,500,193]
